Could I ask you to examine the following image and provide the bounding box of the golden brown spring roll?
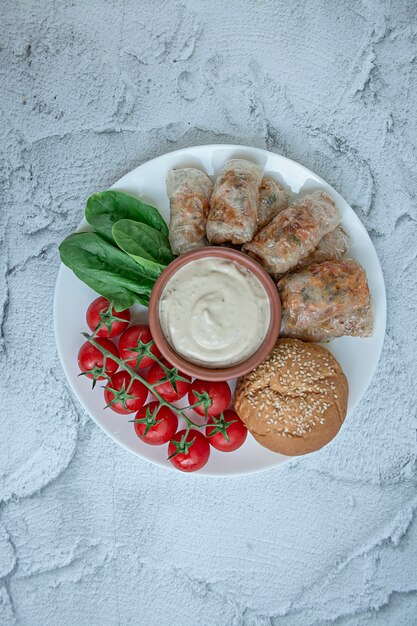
[257,176,289,231]
[280,303,374,341]
[207,159,263,245]
[242,191,341,276]
[278,259,374,340]
[295,225,350,270]
[167,168,213,256]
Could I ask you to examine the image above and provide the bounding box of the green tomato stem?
[84,333,207,430]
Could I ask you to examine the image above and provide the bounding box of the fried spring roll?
[167,168,213,256]
[242,191,341,276]
[257,176,289,231]
[207,159,263,245]
[295,225,350,270]
[278,259,374,340]
[280,303,374,342]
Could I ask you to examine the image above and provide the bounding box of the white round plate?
[54,144,386,476]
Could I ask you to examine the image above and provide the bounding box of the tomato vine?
[82,333,213,457]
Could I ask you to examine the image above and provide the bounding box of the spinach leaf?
[85,190,169,242]
[59,232,155,310]
[112,219,174,266]
[116,254,165,283]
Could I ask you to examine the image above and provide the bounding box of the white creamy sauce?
[159,258,270,368]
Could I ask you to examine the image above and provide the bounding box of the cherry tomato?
[146,359,191,402]
[118,325,160,369]
[168,429,210,472]
[188,379,231,417]
[104,371,148,414]
[206,410,248,452]
[86,297,130,338]
[77,338,119,381]
[133,401,178,445]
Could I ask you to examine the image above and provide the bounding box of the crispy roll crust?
[207,159,263,245]
[167,168,213,256]
[243,191,341,276]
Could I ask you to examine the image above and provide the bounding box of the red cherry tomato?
[206,410,248,452]
[168,429,210,472]
[86,297,130,338]
[133,401,178,445]
[146,359,191,402]
[188,379,231,417]
[104,371,148,414]
[118,324,160,369]
[77,338,119,380]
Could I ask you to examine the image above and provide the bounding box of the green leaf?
[124,256,165,282]
[112,219,174,267]
[111,230,167,282]
[85,190,168,242]
[59,232,155,311]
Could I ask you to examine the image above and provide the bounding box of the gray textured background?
[1,1,417,624]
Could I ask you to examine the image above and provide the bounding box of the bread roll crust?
[234,339,348,455]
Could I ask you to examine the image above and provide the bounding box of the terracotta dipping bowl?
[148,247,281,381]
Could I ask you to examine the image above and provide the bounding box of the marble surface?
[1,1,417,624]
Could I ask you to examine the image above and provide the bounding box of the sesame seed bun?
[234,339,348,455]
